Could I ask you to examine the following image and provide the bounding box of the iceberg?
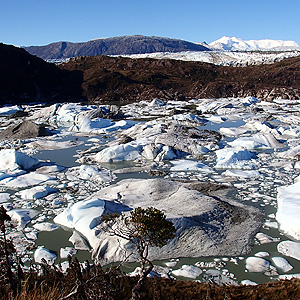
[95,143,142,162]
[245,257,270,273]
[34,246,57,264]
[54,198,105,249]
[276,181,300,239]
[172,265,202,279]
[278,241,300,261]
[215,148,256,169]
[0,149,39,171]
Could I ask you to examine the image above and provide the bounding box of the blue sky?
[1,0,300,46]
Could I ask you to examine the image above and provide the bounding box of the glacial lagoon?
[1,97,300,285]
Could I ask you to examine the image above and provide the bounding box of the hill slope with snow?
[209,36,300,51]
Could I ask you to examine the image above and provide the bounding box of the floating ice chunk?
[255,232,279,244]
[78,165,112,182]
[279,145,300,160]
[228,133,281,150]
[0,105,22,116]
[60,247,77,259]
[17,186,58,200]
[215,148,256,169]
[8,209,38,229]
[278,241,300,261]
[220,126,249,137]
[33,222,60,232]
[71,116,136,134]
[0,193,10,203]
[35,164,66,174]
[0,149,39,171]
[241,280,258,286]
[170,160,213,172]
[149,98,165,107]
[255,252,269,257]
[95,143,142,162]
[1,172,56,188]
[28,140,82,151]
[271,257,293,272]
[165,261,178,267]
[54,198,105,249]
[223,169,260,178]
[279,274,300,280]
[276,181,300,239]
[154,146,178,161]
[34,246,57,264]
[245,257,270,273]
[206,115,226,123]
[49,103,97,127]
[69,231,90,251]
[264,221,278,229]
[172,265,202,279]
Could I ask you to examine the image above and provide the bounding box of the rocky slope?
[24,35,210,61]
[60,55,300,103]
[0,43,84,105]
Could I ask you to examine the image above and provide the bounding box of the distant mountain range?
[209,36,300,51]
[23,35,300,61]
[23,35,210,61]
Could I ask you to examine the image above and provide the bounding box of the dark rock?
[0,120,52,139]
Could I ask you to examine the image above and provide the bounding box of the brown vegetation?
[60,55,300,104]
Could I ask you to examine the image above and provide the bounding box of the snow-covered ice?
[0,149,39,171]
[278,241,300,261]
[245,257,270,273]
[33,222,60,232]
[54,198,105,249]
[215,148,256,169]
[34,246,57,264]
[271,257,293,272]
[276,181,300,239]
[17,186,58,199]
[172,265,202,279]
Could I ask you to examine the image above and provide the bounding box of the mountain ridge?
[209,36,300,51]
[24,35,210,61]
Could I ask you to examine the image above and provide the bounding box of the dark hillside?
[60,55,300,104]
[0,43,84,105]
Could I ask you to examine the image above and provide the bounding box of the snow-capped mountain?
[209,36,300,51]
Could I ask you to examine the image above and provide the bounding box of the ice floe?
[277,241,300,261]
[245,257,270,273]
[17,186,58,200]
[170,160,213,172]
[0,105,23,116]
[276,181,300,239]
[271,257,293,272]
[172,265,202,279]
[33,222,60,232]
[8,209,38,229]
[0,149,39,171]
[34,246,57,264]
[54,198,105,249]
[215,148,256,169]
